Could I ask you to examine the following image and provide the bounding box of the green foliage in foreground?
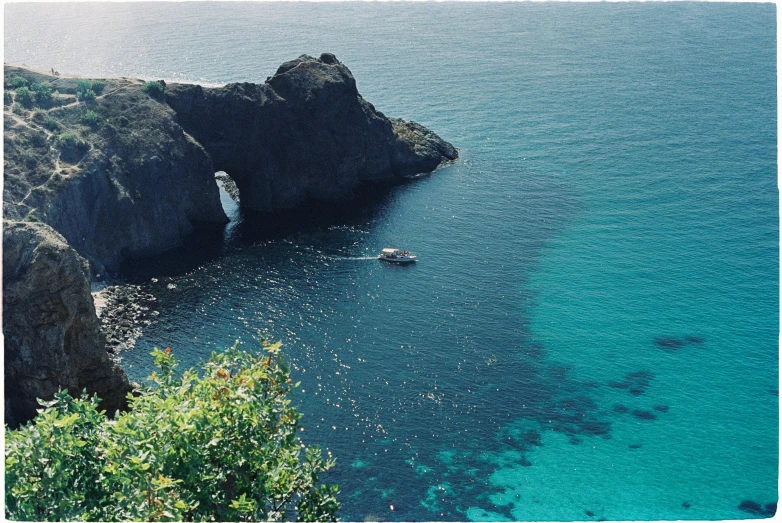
[5,344,340,521]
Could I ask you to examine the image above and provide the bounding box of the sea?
[4,2,778,521]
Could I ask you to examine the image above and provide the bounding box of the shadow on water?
[119,180,407,283]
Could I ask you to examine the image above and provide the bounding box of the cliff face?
[3,221,132,428]
[4,55,456,270]
[4,66,228,276]
[165,53,458,212]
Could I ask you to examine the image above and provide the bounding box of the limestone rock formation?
[4,55,456,271]
[165,53,458,212]
[3,221,132,428]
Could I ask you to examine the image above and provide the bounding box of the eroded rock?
[3,221,132,428]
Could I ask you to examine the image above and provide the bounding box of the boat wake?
[323,255,378,261]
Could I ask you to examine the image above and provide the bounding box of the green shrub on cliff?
[90,80,107,95]
[5,344,340,522]
[30,82,53,105]
[15,86,34,108]
[76,79,101,103]
[10,76,28,89]
[142,81,165,99]
[81,109,102,127]
[57,132,87,150]
[33,109,62,131]
[78,89,97,102]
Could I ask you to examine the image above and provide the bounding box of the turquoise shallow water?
[5,3,778,520]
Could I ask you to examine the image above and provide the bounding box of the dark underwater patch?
[654,337,684,350]
[522,429,542,447]
[631,410,657,421]
[609,371,654,396]
[738,500,765,515]
[654,335,705,351]
[682,502,690,509]
[580,420,611,436]
[737,500,776,517]
[613,404,629,414]
[628,444,642,449]
[653,405,669,412]
[541,393,611,440]
[523,342,545,359]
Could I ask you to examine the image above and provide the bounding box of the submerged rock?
[654,337,685,350]
[3,221,132,428]
[608,370,654,396]
[631,409,657,421]
[738,500,765,515]
[737,500,777,517]
[522,429,542,446]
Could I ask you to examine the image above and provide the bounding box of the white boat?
[378,248,417,264]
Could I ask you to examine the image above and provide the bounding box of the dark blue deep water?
[5,3,778,520]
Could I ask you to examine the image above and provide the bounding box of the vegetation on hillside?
[5,344,340,522]
[142,81,165,99]
[76,78,106,102]
[3,69,177,222]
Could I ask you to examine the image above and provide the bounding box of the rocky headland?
[3,53,457,427]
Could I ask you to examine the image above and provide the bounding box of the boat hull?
[378,256,416,264]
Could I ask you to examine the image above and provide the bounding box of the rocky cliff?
[4,66,228,276]
[165,53,457,212]
[3,54,456,427]
[4,54,456,271]
[3,221,132,428]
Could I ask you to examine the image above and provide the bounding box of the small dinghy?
[378,248,417,264]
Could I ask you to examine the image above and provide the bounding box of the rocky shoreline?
[93,284,159,354]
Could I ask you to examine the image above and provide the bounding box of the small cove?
[6,2,778,520]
